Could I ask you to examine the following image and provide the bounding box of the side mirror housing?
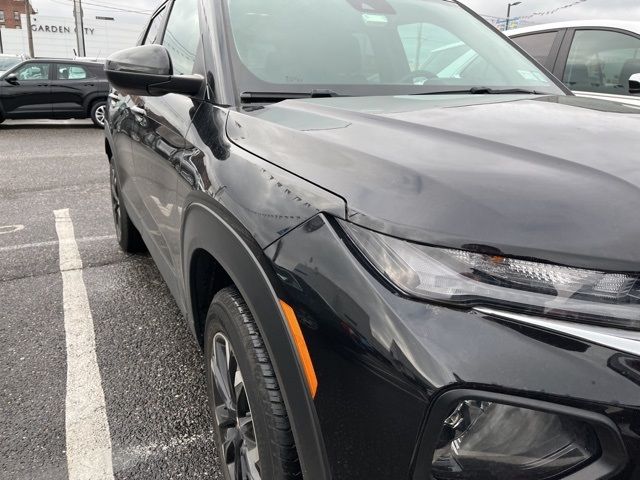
[629,73,640,95]
[105,44,203,97]
[4,73,19,85]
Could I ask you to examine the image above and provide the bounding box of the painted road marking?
[0,235,115,253]
[54,209,115,480]
[0,224,25,235]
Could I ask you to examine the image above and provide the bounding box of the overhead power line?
[47,0,153,15]
[519,0,588,20]
[480,0,589,22]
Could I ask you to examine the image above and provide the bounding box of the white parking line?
[54,209,115,480]
[0,224,25,235]
[0,235,116,253]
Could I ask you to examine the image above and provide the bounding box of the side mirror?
[629,73,640,95]
[105,44,203,97]
[4,73,19,85]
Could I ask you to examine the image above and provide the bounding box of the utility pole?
[0,28,4,54]
[25,0,34,57]
[73,0,86,57]
[505,1,522,31]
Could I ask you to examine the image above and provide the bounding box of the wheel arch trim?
[181,200,331,480]
[84,93,107,115]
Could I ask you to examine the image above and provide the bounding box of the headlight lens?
[341,221,640,329]
[431,401,599,479]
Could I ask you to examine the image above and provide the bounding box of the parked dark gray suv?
[104,0,640,479]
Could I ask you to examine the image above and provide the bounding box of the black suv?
[0,58,108,126]
[104,0,640,479]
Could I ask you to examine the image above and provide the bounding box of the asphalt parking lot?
[0,120,223,479]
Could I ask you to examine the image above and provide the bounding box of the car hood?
[227,94,640,271]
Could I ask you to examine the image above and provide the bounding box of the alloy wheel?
[95,104,106,127]
[211,332,261,480]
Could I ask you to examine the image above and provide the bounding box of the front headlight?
[341,221,640,330]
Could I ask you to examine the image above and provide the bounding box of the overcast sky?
[29,0,640,26]
[31,0,160,23]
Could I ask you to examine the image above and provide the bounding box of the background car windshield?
[225,0,562,95]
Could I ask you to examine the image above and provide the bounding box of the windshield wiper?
[241,89,341,104]
[412,87,548,96]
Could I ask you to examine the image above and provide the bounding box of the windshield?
[0,57,20,72]
[224,0,563,97]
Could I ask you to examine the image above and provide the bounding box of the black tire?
[109,160,145,253]
[205,287,301,480]
[90,100,106,127]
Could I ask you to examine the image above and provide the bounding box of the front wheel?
[205,287,301,480]
[90,100,106,127]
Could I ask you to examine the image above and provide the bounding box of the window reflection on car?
[226,0,560,95]
[563,30,640,96]
[16,65,49,80]
[57,65,89,80]
[507,21,640,105]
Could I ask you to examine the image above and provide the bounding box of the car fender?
[104,123,115,156]
[181,197,331,480]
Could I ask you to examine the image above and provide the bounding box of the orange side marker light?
[279,300,318,398]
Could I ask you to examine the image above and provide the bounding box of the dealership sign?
[31,24,95,35]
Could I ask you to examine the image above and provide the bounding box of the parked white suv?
[506,21,640,106]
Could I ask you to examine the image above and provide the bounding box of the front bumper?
[265,214,640,479]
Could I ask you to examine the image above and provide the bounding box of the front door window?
[564,29,640,96]
[14,63,51,81]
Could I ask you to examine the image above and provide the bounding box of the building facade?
[1,14,143,57]
[0,0,34,30]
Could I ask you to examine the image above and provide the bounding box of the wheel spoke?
[224,437,240,480]
[238,412,259,479]
[212,337,235,414]
[225,429,244,480]
[240,442,261,480]
[234,369,248,414]
[222,428,236,464]
[215,404,235,429]
[237,414,255,442]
